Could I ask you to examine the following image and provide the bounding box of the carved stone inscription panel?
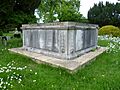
[59,30,66,53]
[45,30,53,51]
[32,30,39,48]
[75,30,83,51]
[68,30,75,54]
[53,30,59,52]
[38,30,45,49]
[24,30,31,47]
[90,30,96,47]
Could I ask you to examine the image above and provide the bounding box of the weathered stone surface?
[21,22,98,60]
[9,47,107,71]
[68,30,75,55]
[45,30,53,50]
[53,30,59,52]
[76,30,83,51]
[38,30,45,49]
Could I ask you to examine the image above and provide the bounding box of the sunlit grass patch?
[0,36,120,90]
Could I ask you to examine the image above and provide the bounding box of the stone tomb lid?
[21,22,98,30]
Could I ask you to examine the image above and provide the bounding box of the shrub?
[99,25,120,37]
[0,30,3,36]
[7,38,22,48]
[14,33,21,38]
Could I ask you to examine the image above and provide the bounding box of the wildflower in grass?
[102,75,105,77]
[0,61,27,89]
[98,35,120,53]
[35,72,37,75]
[51,85,54,87]
[33,80,36,82]
[0,61,38,90]
[22,66,27,70]
[18,78,22,83]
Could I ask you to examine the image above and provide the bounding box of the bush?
[14,33,21,38]
[7,38,22,48]
[0,30,3,36]
[99,25,120,37]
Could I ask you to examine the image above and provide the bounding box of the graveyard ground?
[0,38,120,90]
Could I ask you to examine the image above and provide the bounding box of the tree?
[38,0,82,23]
[0,0,41,32]
[88,2,120,27]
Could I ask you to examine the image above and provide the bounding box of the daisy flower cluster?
[98,35,120,53]
[0,60,37,90]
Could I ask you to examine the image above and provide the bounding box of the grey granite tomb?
[21,22,98,60]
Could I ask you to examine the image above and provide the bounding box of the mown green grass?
[0,38,120,90]
[98,39,110,47]
[3,33,14,37]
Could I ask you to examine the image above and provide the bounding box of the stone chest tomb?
[21,22,98,60]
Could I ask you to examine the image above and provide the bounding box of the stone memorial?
[21,22,98,60]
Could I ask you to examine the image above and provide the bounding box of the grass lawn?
[0,38,120,90]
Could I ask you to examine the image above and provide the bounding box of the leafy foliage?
[99,25,120,37]
[38,0,82,23]
[0,30,3,36]
[88,2,120,27]
[0,0,41,32]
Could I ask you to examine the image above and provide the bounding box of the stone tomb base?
[9,47,107,71]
